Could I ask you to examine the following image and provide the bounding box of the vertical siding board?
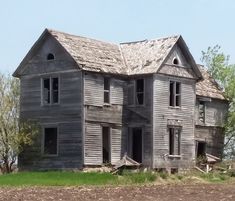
[111,128,122,164]
[84,73,103,106]
[84,123,102,165]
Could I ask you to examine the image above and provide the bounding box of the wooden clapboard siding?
[195,99,228,126]
[195,126,224,158]
[153,74,196,168]
[84,123,102,165]
[19,67,83,170]
[111,128,122,164]
[84,73,104,106]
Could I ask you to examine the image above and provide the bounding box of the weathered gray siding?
[195,126,224,158]
[153,74,196,168]
[195,98,228,126]
[195,98,227,158]
[84,72,125,165]
[18,34,83,170]
[124,76,153,166]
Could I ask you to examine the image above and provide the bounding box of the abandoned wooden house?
[13,29,228,171]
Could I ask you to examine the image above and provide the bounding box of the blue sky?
[1,0,235,74]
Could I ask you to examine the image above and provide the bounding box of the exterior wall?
[153,74,196,169]
[195,98,228,126]
[124,76,153,166]
[83,72,153,166]
[195,126,224,158]
[84,72,125,165]
[18,35,83,170]
[195,98,228,158]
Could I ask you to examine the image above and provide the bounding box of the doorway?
[102,127,111,164]
[128,127,142,163]
[196,141,206,158]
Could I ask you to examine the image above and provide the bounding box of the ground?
[0,184,234,201]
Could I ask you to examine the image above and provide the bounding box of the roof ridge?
[120,35,180,45]
[47,28,118,46]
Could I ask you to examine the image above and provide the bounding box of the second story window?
[42,77,59,105]
[169,81,181,107]
[199,101,205,123]
[136,79,144,105]
[104,77,110,104]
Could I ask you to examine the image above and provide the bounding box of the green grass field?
[0,171,156,186]
[0,170,234,187]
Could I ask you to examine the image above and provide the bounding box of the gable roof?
[196,65,226,100]
[13,29,202,78]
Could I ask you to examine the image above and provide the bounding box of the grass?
[0,170,234,187]
[0,171,156,187]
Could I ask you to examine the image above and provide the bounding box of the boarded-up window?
[199,101,205,123]
[102,127,111,163]
[136,79,144,105]
[169,127,181,155]
[169,81,181,107]
[42,77,59,105]
[104,77,110,104]
[43,127,58,155]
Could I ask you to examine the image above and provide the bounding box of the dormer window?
[173,57,179,65]
[47,53,55,60]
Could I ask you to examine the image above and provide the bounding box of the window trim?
[103,77,110,105]
[41,125,59,157]
[41,76,60,106]
[135,78,145,106]
[169,80,181,108]
[199,101,206,124]
[168,127,181,157]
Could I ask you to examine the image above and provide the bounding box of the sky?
[0,0,235,74]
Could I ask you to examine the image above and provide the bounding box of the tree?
[201,45,235,159]
[0,73,38,173]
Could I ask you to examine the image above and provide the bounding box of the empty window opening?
[136,79,144,105]
[199,101,206,123]
[104,77,110,104]
[169,127,181,155]
[42,77,59,105]
[43,127,58,155]
[196,141,206,158]
[128,127,142,163]
[169,81,181,107]
[102,127,111,164]
[173,57,179,65]
[47,53,55,60]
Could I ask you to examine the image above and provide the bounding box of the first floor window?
[43,127,58,155]
[169,127,181,155]
[42,77,59,105]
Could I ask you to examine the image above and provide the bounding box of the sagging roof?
[196,65,226,100]
[14,29,201,77]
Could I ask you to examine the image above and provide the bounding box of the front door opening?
[102,127,110,164]
[128,128,142,163]
[197,141,206,158]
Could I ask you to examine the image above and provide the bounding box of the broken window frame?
[199,101,206,123]
[135,79,144,105]
[169,127,181,156]
[102,126,111,164]
[169,81,181,107]
[42,126,58,156]
[104,77,110,104]
[42,77,59,105]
